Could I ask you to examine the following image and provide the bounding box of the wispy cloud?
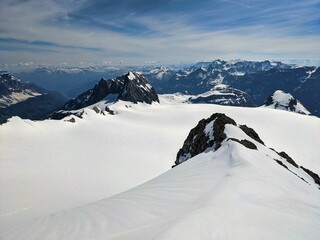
[0,37,104,52]
[0,0,319,66]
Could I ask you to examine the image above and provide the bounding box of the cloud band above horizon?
[0,0,319,67]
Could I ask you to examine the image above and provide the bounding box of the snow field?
[0,100,319,239]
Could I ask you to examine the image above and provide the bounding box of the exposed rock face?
[239,125,264,145]
[118,72,159,104]
[228,138,257,150]
[62,78,124,111]
[277,151,298,168]
[174,113,236,166]
[173,112,320,189]
[301,167,320,187]
[174,113,265,166]
[48,72,159,120]
[263,90,311,115]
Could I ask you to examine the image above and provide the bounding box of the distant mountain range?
[224,65,319,116]
[3,59,319,121]
[144,60,319,116]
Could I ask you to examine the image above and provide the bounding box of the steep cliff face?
[118,72,159,104]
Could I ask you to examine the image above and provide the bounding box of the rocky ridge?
[174,112,320,189]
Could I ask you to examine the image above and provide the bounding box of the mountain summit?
[48,72,159,119]
[174,112,319,188]
[263,90,311,115]
[119,72,159,104]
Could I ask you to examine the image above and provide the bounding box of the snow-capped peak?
[263,90,311,115]
[127,71,136,80]
[47,72,159,120]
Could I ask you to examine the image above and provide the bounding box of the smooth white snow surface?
[0,101,320,239]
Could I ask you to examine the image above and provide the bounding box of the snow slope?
[0,101,319,239]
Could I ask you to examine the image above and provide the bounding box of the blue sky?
[0,0,319,68]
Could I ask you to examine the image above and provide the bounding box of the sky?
[0,0,320,69]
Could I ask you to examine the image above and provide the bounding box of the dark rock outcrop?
[62,78,124,111]
[118,72,159,104]
[173,111,320,190]
[174,113,268,167]
[275,159,289,169]
[239,125,264,145]
[301,166,320,186]
[174,113,237,166]
[228,138,257,150]
[278,151,299,168]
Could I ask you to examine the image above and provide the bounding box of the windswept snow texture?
[0,102,320,239]
[263,90,311,115]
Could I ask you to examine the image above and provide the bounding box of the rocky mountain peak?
[175,113,236,166]
[48,72,159,119]
[173,112,320,189]
[119,72,159,104]
[174,113,265,166]
[263,90,311,115]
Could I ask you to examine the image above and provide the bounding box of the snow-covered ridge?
[175,112,319,191]
[263,90,311,115]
